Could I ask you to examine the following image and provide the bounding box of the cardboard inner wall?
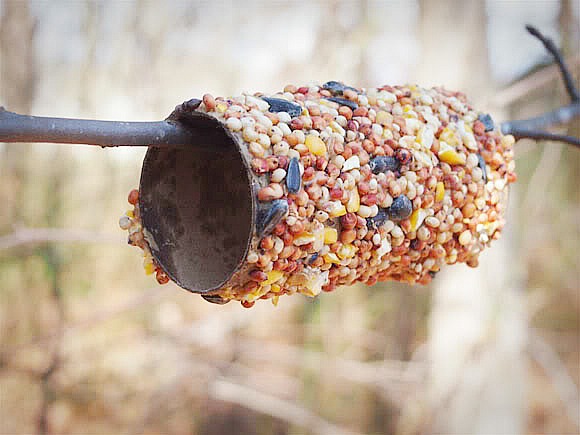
[139,119,253,292]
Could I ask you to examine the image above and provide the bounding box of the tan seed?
[458,230,472,246]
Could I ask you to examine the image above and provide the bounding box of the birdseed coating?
[120,82,516,307]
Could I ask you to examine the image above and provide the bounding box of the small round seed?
[271,168,287,183]
[119,216,131,230]
[202,93,216,110]
[425,216,440,228]
[459,230,472,246]
[226,117,242,131]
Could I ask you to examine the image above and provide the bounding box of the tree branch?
[500,103,580,147]
[209,379,360,435]
[525,25,579,102]
[0,227,122,250]
[0,106,201,148]
[499,25,579,147]
[491,55,580,107]
[529,331,580,429]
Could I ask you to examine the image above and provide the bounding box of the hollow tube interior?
[139,116,253,292]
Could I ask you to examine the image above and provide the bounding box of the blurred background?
[0,1,578,434]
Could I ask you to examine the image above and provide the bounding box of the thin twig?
[505,130,579,146]
[529,331,580,429]
[500,103,580,136]
[0,227,122,250]
[491,55,580,107]
[236,338,425,389]
[0,286,171,357]
[209,378,361,435]
[521,142,563,229]
[525,25,579,102]
[499,25,580,147]
[37,245,66,435]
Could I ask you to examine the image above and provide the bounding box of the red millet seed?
[128,189,139,205]
[156,270,170,285]
[241,300,255,309]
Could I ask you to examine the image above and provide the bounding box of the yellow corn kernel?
[301,274,325,297]
[439,150,466,165]
[329,204,347,218]
[324,227,338,244]
[271,284,282,293]
[438,141,466,165]
[263,270,284,286]
[346,189,360,213]
[216,102,228,113]
[305,134,326,156]
[144,262,156,275]
[337,244,357,260]
[324,253,341,264]
[436,182,445,202]
[403,106,418,119]
[410,208,427,232]
[439,127,460,147]
[126,210,134,218]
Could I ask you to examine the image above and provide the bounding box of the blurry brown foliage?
[0,1,578,434]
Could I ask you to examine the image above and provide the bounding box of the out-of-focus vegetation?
[0,1,578,434]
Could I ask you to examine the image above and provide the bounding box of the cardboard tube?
[126,83,516,307]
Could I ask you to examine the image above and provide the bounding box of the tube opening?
[139,115,253,292]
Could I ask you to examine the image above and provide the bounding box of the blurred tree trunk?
[0,1,35,225]
[416,1,527,434]
[0,2,35,114]
[0,3,42,435]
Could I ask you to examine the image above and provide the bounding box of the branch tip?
[525,23,579,102]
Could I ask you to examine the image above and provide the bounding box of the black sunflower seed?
[322,81,358,96]
[202,294,230,304]
[261,97,302,117]
[369,156,400,174]
[477,113,495,132]
[387,195,413,221]
[286,157,301,194]
[256,199,288,237]
[477,154,488,183]
[367,208,389,229]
